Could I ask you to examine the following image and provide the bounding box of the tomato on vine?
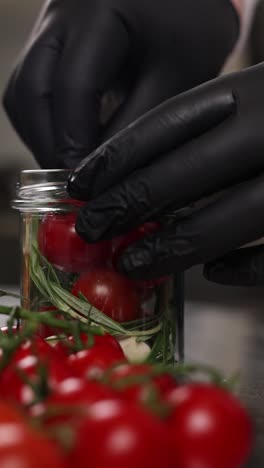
[35,377,117,426]
[109,363,177,403]
[67,345,125,379]
[66,332,123,353]
[0,402,65,467]
[0,338,72,405]
[166,383,253,468]
[67,399,174,468]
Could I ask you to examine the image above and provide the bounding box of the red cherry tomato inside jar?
[72,268,141,322]
[38,212,111,272]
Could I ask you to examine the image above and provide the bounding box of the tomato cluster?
[0,327,253,468]
[38,213,168,325]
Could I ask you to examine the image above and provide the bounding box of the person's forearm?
[230,0,259,53]
[231,0,243,15]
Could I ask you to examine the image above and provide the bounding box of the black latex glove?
[68,63,264,281]
[204,245,264,286]
[3,0,238,168]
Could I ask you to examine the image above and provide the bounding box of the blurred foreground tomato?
[166,384,253,468]
[67,399,174,468]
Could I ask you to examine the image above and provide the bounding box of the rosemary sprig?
[29,244,164,340]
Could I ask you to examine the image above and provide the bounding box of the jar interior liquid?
[13,170,183,364]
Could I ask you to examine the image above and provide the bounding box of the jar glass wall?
[13,170,184,364]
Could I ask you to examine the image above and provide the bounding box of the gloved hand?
[204,245,264,286]
[3,0,238,168]
[68,63,264,281]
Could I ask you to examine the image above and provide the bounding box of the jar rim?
[20,168,70,180]
[12,169,77,213]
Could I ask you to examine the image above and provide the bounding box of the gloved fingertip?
[203,261,226,283]
[118,246,153,277]
[67,175,82,200]
[203,261,245,286]
[75,208,104,243]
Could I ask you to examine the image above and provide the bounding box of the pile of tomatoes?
[3,211,251,466]
[0,325,253,468]
[38,213,168,323]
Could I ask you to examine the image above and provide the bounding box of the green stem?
[126,322,162,337]
[0,305,104,336]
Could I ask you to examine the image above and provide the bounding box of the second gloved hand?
[68,63,264,280]
[3,0,238,168]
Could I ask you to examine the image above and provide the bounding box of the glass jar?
[12,170,184,364]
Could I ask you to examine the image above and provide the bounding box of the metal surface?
[185,268,264,468]
[186,301,264,467]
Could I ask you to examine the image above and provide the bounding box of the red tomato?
[166,384,253,468]
[0,335,58,361]
[13,336,59,361]
[53,332,122,358]
[109,363,177,403]
[0,401,28,423]
[38,212,111,272]
[0,402,65,467]
[50,377,116,407]
[68,346,125,379]
[112,222,170,289]
[0,325,20,334]
[68,332,122,353]
[35,378,117,426]
[67,399,173,468]
[0,429,65,468]
[37,306,61,339]
[72,268,141,322]
[53,340,71,358]
[0,340,72,405]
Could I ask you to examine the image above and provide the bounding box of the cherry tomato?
[12,336,59,362]
[0,325,21,334]
[53,340,71,358]
[109,363,177,403]
[0,429,65,468]
[0,340,72,405]
[0,359,70,406]
[72,268,141,322]
[112,222,170,289]
[37,306,62,339]
[57,198,86,208]
[166,384,253,468]
[35,377,117,426]
[0,402,65,467]
[68,346,125,379]
[53,333,122,359]
[67,399,173,468]
[68,332,122,352]
[0,401,28,423]
[0,335,58,362]
[38,212,111,272]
